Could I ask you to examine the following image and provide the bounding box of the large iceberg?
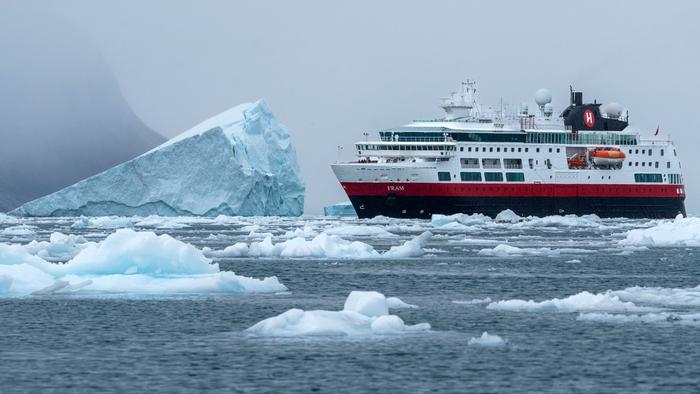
[11,100,304,217]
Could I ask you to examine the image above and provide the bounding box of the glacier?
[11,100,304,217]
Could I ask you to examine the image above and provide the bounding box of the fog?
[6,0,700,213]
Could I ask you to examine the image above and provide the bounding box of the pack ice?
[11,100,304,217]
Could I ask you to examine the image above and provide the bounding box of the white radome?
[535,88,552,106]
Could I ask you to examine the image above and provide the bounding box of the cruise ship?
[331,81,686,219]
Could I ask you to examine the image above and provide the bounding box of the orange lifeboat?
[590,147,625,168]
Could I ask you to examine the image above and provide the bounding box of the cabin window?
[438,172,451,182]
[460,158,480,168]
[506,172,525,182]
[482,158,501,169]
[661,149,664,156]
[655,162,659,168]
[460,147,463,152]
[484,172,504,182]
[460,172,482,182]
[634,173,663,183]
[468,147,472,152]
[649,149,652,156]
[504,158,523,169]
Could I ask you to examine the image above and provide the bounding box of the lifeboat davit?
[590,147,625,167]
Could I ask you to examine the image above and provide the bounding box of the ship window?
[556,148,560,153]
[536,148,540,153]
[629,162,632,167]
[635,149,639,154]
[661,149,664,156]
[525,148,529,152]
[642,162,645,167]
[460,158,480,168]
[468,147,472,152]
[549,148,552,153]
[484,172,504,182]
[460,172,482,182]
[504,158,523,169]
[506,172,525,182]
[674,149,677,156]
[460,147,463,152]
[649,149,652,156]
[635,173,663,183]
[482,158,501,169]
[518,148,522,152]
[667,161,671,168]
[642,149,645,154]
[438,172,451,182]
[497,147,500,152]
[490,147,494,152]
[528,159,534,169]
[655,162,659,168]
[635,162,638,166]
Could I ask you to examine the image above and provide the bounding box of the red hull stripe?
[340,182,685,198]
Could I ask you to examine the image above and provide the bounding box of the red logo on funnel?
[583,109,595,128]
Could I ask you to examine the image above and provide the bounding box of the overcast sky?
[43,0,700,213]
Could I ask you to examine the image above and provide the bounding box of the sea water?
[0,214,699,393]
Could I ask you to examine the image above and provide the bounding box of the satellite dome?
[543,102,553,116]
[535,88,552,106]
[603,102,623,119]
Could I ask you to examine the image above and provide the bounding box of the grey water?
[1,216,699,393]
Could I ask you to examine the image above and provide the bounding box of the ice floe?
[576,312,700,325]
[71,216,135,229]
[22,232,95,261]
[452,297,493,305]
[386,296,418,309]
[1,225,36,236]
[245,291,430,337]
[208,231,433,259]
[0,228,285,296]
[620,215,700,247]
[477,244,588,257]
[487,291,655,313]
[468,332,507,347]
[323,225,397,238]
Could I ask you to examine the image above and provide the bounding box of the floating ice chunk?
[344,291,389,317]
[282,226,317,239]
[566,259,582,264]
[468,332,506,347]
[1,225,36,236]
[22,232,94,261]
[0,229,285,296]
[527,214,602,228]
[487,291,653,313]
[71,216,135,229]
[477,244,580,257]
[453,297,492,305]
[609,285,700,307]
[383,231,432,258]
[323,201,357,217]
[576,312,700,325]
[323,225,397,238]
[494,209,522,223]
[212,231,431,259]
[431,213,490,229]
[620,216,700,247]
[246,291,430,337]
[386,297,418,309]
[0,213,20,224]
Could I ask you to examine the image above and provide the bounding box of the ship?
[331,81,686,219]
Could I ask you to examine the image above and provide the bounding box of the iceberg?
[245,291,430,337]
[323,201,357,217]
[11,100,304,217]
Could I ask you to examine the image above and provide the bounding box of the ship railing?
[379,136,452,142]
[638,136,672,145]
